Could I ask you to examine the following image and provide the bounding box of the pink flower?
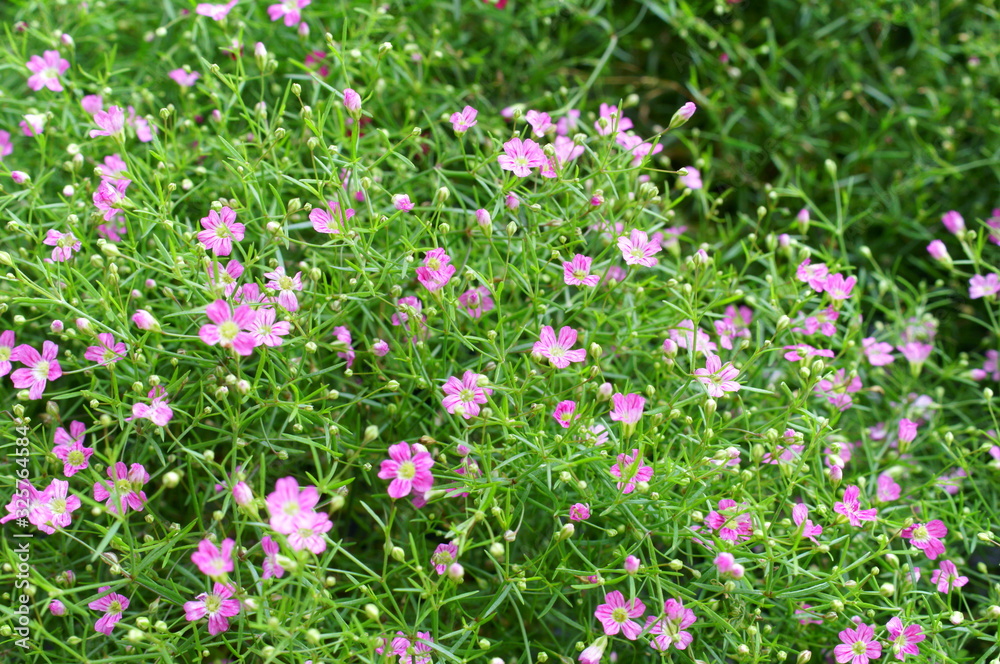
[42,230,82,262]
[191,538,235,577]
[88,587,130,635]
[196,0,239,20]
[81,94,103,114]
[206,259,244,297]
[610,392,645,425]
[792,503,823,542]
[862,338,895,366]
[449,106,477,133]
[714,552,745,579]
[694,354,741,398]
[552,135,584,167]
[783,344,835,362]
[431,542,458,574]
[533,326,587,369]
[834,621,882,664]
[610,449,653,494]
[669,320,717,355]
[247,307,292,347]
[969,273,1000,299]
[901,520,947,560]
[897,418,918,444]
[525,110,554,136]
[816,369,863,410]
[263,266,304,312]
[372,338,390,356]
[0,481,51,531]
[287,510,332,553]
[391,296,425,328]
[342,87,362,114]
[49,599,66,616]
[126,106,154,142]
[393,194,414,212]
[824,273,857,300]
[198,206,244,256]
[927,240,950,262]
[594,103,633,136]
[474,208,492,227]
[93,462,149,514]
[972,350,1000,381]
[36,479,80,533]
[21,113,46,136]
[646,598,697,650]
[458,286,495,318]
[265,477,320,535]
[232,481,253,506]
[310,200,355,233]
[11,341,62,399]
[705,499,753,542]
[169,68,200,87]
[131,386,174,426]
[84,333,127,366]
[833,485,877,526]
[199,300,256,356]
[0,130,11,159]
[931,560,968,593]
[497,137,547,177]
[877,473,900,502]
[669,102,697,128]
[897,342,933,365]
[378,442,435,499]
[90,105,126,138]
[679,166,703,189]
[797,259,829,292]
[578,637,608,664]
[441,370,493,419]
[261,535,284,578]
[714,305,752,349]
[793,306,839,337]
[569,503,590,521]
[416,248,456,292]
[594,590,645,640]
[332,325,355,367]
[268,0,310,26]
[617,229,661,267]
[27,50,69,92]
[563,254,600,286]
[184,582,241,636]
[941,210,964,234]
[92,179,130,221]
[552,400,578,428]
[52,421,94,476]
[885,618,925,661]
[624,555,641,575]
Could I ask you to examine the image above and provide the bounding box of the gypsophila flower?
[11,340,62,399]
[618,229,661,267]
[458,286,495,318]
[261,535,284,579]
[594,590,645,640]
[196,0,239,20]
[431,542,458,574]
[646,598,697,650]
[705,499,753,542]
[834,485,877,526]
[266,477,320,535]
[569,503,590,521]
[84,333,127,366]
[449,105,477,134]
[834,621,882,664]
[441,370,493,419]
[378,442,435,499]
[263,266,304,312]
[901,520,947,560]
[52,421,94,476]
[43,230,82,262]
[885,618,925,661]
[184,582,241,636]
[89,587,129,635]
[416,248,456,292]
[168,68,200,87]
[969,273,1000,299]
[610,449,653,494]
[247,307,291,347]
[90,106,126,138]
[609,392,645,424]
[497,137,546,177]
[27,50,69,92]
[792,503,823,542]
[552,400,578,428]
[93,462,149,514]
[533,326,587,369]
[310,200,355,234]
[694,354,741,397]
[268,0,310,26]
[131,386,174,426]
[191,538,235,578]
[198,206,244,256]
[287,510,332,553]
[199,300,256,356]
[563,254,600,286]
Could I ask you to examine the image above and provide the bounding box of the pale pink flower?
[714,305,752,349]
[191,538,235,577]
[969,273,1000,299]
[552,400,578,428]
[793,306,839,337]
[232,482,253,506]
[885,618,925,661]
[862,338,895,366]
[569,503,590,521]
[52,420,94,476]
[198,206,244,256]
[533,326,587,369]
[247,307,291,347]
[342,87,362,114]
[694,354,741,397]
[92,179,130,221]
[393,194,414,211]
[89,587,129,635]
[670,319,717,355]
[897,342,932,365]
[92,462,149,514]
[669,102,697,128]
[930,560,967,593]
[287,510,332,553]
[594,103,633,136]
[815,369,863,411]
[89,106,126,138]
[926,240,950,262]
[824,273,857,300]
[431,542,458,574]
[941,210,964,234]
[196,0,239,20]
[310,200,355,234]
[552,135,584,167]
[972,350,1000,381]
[37,479,81,533]
[617,229,661,267]
[27,50,69,92]
[497,137,546,177]
[184,582,241,635]
[834,621,882,664]
[705,499,752,542]
[900,520,947,560]
[268,0,310,26]
[679,166,703,189]
[714,552,745,579]
[265,477,319,535]
[646,598,697,650]
[126,106,154,142]
[84,333,127,366]
[833,485,877,526]
[378,441,435,499]
[441,370,493,419]
[783,344,835,362]
[261,535,284,578]
[169,68,200,87]
[0,480,52,530]
[206,259,244,297]
[792,503,823,542]
[898,418,918,444]
[21,113,46,136]
[458,286,495,319]
[131,386,174,426]
[49,600,66,616]
[563,254,600,286]
[610,449,653,494]
[594,591,645,639]
[372,338,390,356]
[474,208,491,227]
[797,258,829,292]
[263,266,304,312]
[449,106,477,133]
[81,94,103,114]
[556,109,581,135]
[525,110,554,136]
[876,473,900,502]
[610,392,645,424]
[43,230,82,262]
[11,341,62,399]
[199,299,256,355]
[391,296,425,328]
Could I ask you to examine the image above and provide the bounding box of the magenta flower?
[196,0,239,20]
[84,333,127,366]
[416,248,457,292]
[391,296,426,328]
[441,370,493,419]
[569,503,590,521]
[198,206,245,256]
[93,179,130,221]
[617,229,661,267]
[372,338,390,356]
[552,400,578,428]
[705,499,753,542]
[646,598,697,650]
[43,230,82,262]
[609,392,645,425]
[862,338,895,366]
[669,102,697,128]
[206,259,244,297]
[11,341,62,399]
[52,421,94,476]
[694,354,741,398]
[343,87,362,114]
[90,106,126,138]
[49,599,66,616]
[897,418,918,444]
[714,552,745,579]
[610,449,653,494]
[552,135,584,167]
[931,560,968,593]
[191,538,235,578]
[927,240,950,263]
[833,485,877,526]
[594,590,645,640]
[310,200,355,234]
[526,110,554,136]
[449,105,478,134]
[941,210,965,234]
[834,621,882,664]
[393,194,415,212]
[287,510,332,553]
[261,535,284,579]
[901,520,948,560]
[27,50,69,92]
[885,618,924,661]
[0,481,52,531]
[266,477,320,535]
[497,137,547,177]
[88,586,130,635]
[458,286,495,319]
[792,503,823,542]
[815,369,863,410]
[263,266,304,312]
[969,273,1000,299]
[199,300,256,356]
[93,462,149,514]
[431,542,458,574]
[714,305,752,350]
[378,442,435,499]
[37,479,81,533]
[168,68,200,87]
[877,473,900,502]
[563,254,600,286]
[595,103,633,136]
[246,307,291,348]
[132,386,174,426]
[268,0,310,26]
[824,273,857,300]
[184,582,241,636]
[533,325,587,369]
[783,344,835,362]
[332,325,355,367]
